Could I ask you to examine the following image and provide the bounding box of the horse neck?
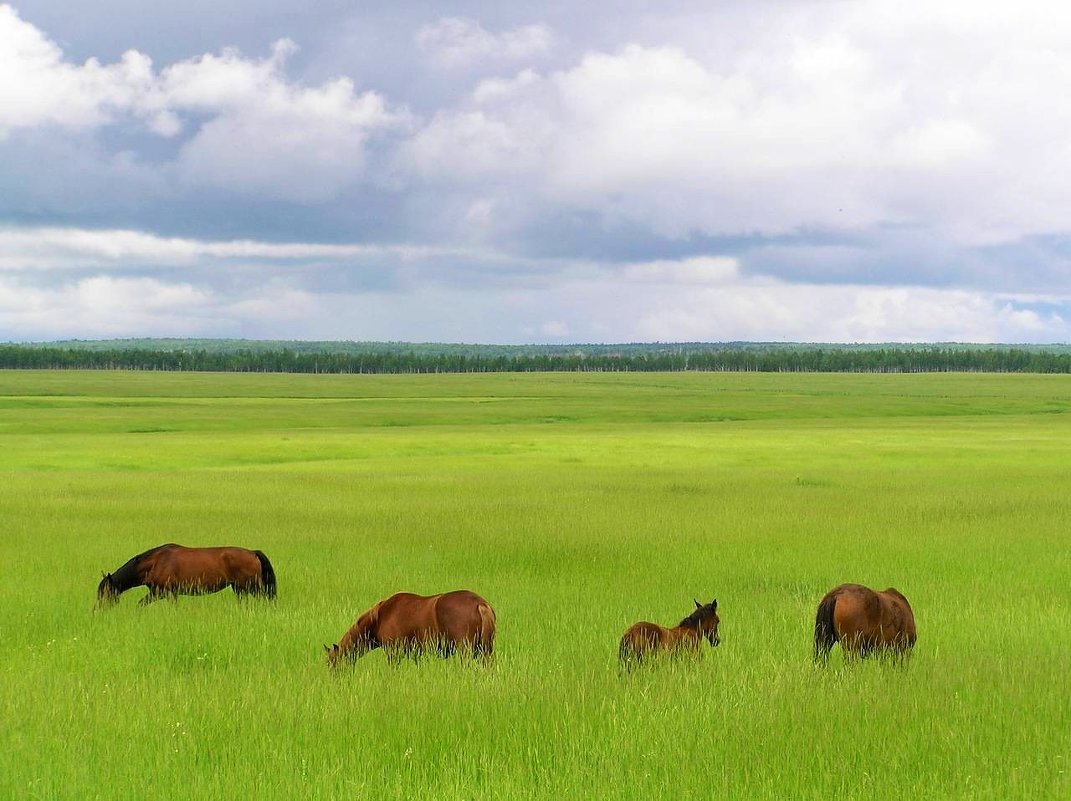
[670,623,702,644]
[110,555,148,593]
[341,617,379,655]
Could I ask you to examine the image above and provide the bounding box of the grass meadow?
[0,370,1068,800]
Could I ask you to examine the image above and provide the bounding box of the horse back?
[376,590,490,644]
[145,544,259,587]
[828,584,916,650]
[620,621,668,656]
[828,584,882,637]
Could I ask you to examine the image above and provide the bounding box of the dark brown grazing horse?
[96,544,277,607]
[325,590,496,666]
[813,583,916,663]
[619,599,720,666]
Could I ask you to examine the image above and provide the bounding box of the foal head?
[683,598,720,646]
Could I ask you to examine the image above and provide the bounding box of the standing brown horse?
[325,590,496,666]
[619,599,720,666]
[96,544,277,606]
[813,583,916,663]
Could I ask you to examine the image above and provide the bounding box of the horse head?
[693,598,720,646]
[324,643,342,668]
[96,572,120,607]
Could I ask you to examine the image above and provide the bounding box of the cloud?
[575,263,1071,344]
[416,17,553,68]
[399,1,1071,248]
[620,256,739,285]
[0,5,157,132]
[6,1,1071,344]
[2,243,1069,344]
[0,275,214,338]
[0,226,483,270]
[0,5,405,199]
[163,40,406,199]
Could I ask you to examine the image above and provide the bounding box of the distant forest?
[3,339,1071,373]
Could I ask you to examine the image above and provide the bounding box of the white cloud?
[224,285,317,322]
[7,1,1071,345]
[403,108,550,182]
[0,275,330,340]
[0,275,214,338]
[0,5,404,198]
[0,5,157,132]
[162,40,405,199]
[400,1,1071,245]
[569,265,1068,344]
[416,17,552,68]
[2,248,1068,344]
[0,226,484,270]
[621,256,739,285]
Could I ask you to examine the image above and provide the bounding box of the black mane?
[108,543,178,591]
[679,605,716,629]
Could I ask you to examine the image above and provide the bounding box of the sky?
[2,0,1071,344]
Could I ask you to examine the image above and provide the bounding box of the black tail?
[814,593,837,663]
[254,551,277,600]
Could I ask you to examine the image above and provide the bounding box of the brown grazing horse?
[325,590,496,666]
[97,544,277,606]
[813,583,916,663]
[619,599,720,666]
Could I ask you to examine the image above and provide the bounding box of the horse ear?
[694,599,701,609]
[323,644,331,653]
[712,598,718,610]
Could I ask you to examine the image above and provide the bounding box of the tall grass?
[0,371,1068,799]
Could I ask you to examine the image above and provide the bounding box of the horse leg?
[841,634,864,663]
[139,588,161,606]
[473,637,494,665]
[890,641,913,667]
[858,637,876,660]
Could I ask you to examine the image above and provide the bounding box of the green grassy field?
[1,370,1068,800]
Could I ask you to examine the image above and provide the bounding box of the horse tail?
[254,551,277,600]
[814,592,838,663]
[475,603,496,659]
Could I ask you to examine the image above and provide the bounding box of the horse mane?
[339,602,383,654]
[679,607,712,629]
[110,543,178,590]
[360,601,382,632]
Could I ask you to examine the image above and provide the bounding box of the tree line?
[3,343,1071,373]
